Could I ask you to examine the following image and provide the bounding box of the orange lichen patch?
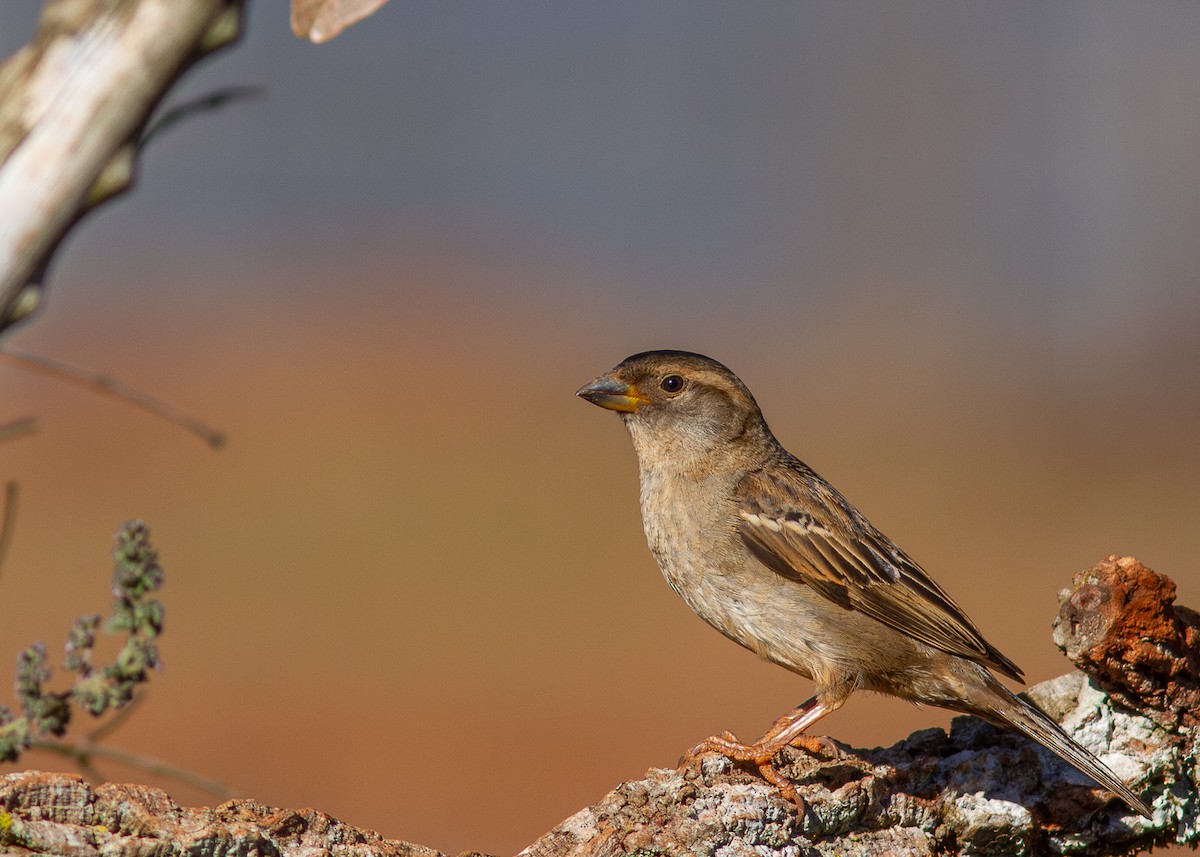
[1052,555,1200,730]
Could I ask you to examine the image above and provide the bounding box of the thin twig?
[31,738,235,800]
[0,349,225,449]
[142,86,263,145]
[0,481,17,580]
[0,417,38,443]
[85,694,143,744]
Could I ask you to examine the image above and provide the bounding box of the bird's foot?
[680,731,829,812]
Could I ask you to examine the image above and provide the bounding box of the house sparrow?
[576,349,1151,818]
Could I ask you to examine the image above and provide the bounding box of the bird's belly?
[645,514,950,696]
[639,467,896,690]
[651,541,840,685]
[667,562,974,703]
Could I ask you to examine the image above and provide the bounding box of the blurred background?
[1,3,1198,854]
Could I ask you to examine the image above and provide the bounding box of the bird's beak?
[576,374,647,413]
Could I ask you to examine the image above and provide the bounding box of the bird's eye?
[660,374,686,394]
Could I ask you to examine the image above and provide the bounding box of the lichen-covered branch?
[0,0,244,335]
[0,557,1196,857]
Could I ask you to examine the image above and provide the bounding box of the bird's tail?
[981,675,1152,818]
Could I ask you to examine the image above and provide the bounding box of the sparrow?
[576,349,1151,818]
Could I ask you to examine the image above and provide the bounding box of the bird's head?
[576,350,772,469]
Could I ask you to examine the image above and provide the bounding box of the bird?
[575,349,1151,818]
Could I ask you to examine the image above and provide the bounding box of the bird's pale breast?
[632,449,985,706]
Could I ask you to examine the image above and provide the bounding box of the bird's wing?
[735,464,1024,682]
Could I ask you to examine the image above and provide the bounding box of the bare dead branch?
[0,480,17,578]
[31,739,235,801]
[0,349,225,448]
[27,694,235,801]
[140,84,262,146]
[0,0,244,337]
[0,418,38,443]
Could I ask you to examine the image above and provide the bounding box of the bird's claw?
[677,731,813,814]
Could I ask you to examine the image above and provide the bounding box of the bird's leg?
[685,696,831,760]
[756,698,835,754]
[681,696,834,809]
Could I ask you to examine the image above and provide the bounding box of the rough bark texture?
[1,557,1197,857]
[0,773,447,857]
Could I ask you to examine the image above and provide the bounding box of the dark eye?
[660,374,686,394]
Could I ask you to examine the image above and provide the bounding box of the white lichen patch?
[949,792,1033,857]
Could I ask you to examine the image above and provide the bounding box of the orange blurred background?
[2,4,1198,855]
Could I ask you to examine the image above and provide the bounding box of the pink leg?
[682,696,836,809]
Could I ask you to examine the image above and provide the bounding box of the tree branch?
[0,349,225,448]
[30,738,235,801]
[0,0,244,336]
[0,480,18,578]
[0,557,1196,856]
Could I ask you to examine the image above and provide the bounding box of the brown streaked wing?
[735,466,1024,682]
